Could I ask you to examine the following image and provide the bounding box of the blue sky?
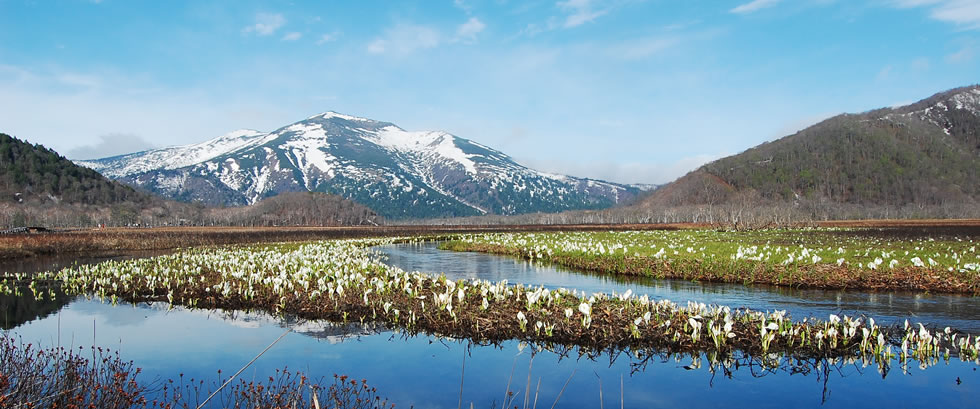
[1,0,978,184]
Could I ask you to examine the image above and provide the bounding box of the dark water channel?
[0,249,173,275]
[3,243,979,408]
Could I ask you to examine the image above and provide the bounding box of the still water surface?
[4,242,979,408]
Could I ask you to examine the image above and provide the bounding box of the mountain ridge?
[78,112,639,219]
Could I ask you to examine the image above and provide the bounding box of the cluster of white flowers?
[455,230,979,274]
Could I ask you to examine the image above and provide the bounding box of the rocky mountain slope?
[79,112,638,219]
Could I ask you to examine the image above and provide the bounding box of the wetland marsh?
[2,227,979,408]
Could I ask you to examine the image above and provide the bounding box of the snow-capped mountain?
[78,112,639,219]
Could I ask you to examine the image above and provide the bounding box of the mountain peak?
[307,111,376,122]
[216,129,264,140]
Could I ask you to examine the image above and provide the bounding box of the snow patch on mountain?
[951,88,980,116]
[308,111,374,122]
[77,129,267,178]
[369,126,478,174]
[882,87,980,136]
[280,122,337,187]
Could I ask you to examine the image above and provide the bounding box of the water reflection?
[0,250,171,275]
[6,300,979,408]
[0,250,169,329]
[0,287,72,330]
[377,242,980,333]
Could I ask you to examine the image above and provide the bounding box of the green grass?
[440,229,980,293]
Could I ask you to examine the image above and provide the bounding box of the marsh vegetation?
[2,227,978,407]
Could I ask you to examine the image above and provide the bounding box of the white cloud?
[892,0,980,28]
[0,64,289,158]
[316,33,336,45]
[892,0,943,7]
[558,0,608,28]
[55,72,103,90]
[611,37,678,60]
[242,13,286,36]
[368,18,487,54]
[946,45,976,62]
[367,39,387,54]
[518,153,728,184]
[366,23,441,56]
[453,0,472,13]
[67,133,156,160]
[281,32,302,41]
[910,56,931,71]
[730,0,782,14]
[876,65,893,81]
[455,17,486,43]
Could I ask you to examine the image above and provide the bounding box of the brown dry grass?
[815,219,980,228]
[3,219,976,261]
[0,224,699,261]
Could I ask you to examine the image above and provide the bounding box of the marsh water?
[3,243,980,408]
[378,242,980,333]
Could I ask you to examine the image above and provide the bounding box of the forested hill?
[641,85,980,209]
[0,133,151,205]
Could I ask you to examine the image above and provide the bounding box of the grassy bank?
[440,229,980,294]
[2,238,977,368]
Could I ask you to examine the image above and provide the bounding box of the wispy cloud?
[56,72,103,90]
[67,133,156,160]
[315,33,336,45]
[242,13,286,36]
[368,18,487,55]
[519,153,729,184]
[281,32,302,41]
[558,0,608,28]
[892,0,980,28]
[730,0,781,14]
[453,0,472,13]
[876,64,894,81]
[0,64,278,157]
[367,23,441,55]
[946,45,976,62]
[611,36,679,60]
[455,17,486,43]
